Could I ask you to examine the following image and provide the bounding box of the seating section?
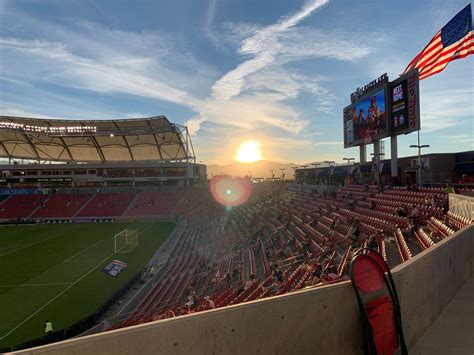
[0,194,49,219]
[33,194,92,218]
[78,193,135,217]
[127,192,182,216]
[112,183,474,330]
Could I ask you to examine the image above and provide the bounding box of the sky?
[0,0,472,165]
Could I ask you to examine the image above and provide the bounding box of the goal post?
[114,229,139,253]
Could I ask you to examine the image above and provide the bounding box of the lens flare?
[210,176,252,207]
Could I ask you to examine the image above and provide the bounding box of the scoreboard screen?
[344,86,388,148]
[389,69,420,135]
[343,70,420,148]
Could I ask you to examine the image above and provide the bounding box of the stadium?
[0,111,473,354]
[1,1,473,355]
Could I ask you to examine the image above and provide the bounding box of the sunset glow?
[235,140,262,163]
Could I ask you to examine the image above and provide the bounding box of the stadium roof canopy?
[0,115,195,163]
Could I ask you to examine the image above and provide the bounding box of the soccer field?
[0,221,175,349]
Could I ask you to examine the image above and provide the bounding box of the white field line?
[64,260,103,263]
[0,283,73,287]
[0,230,73,258]
[0,243,33,250]
[0,223,155,340]
[0,251,115,341]
[0,245,31,257]
[63,240,105,262]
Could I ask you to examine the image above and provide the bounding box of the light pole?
[410,130,430,187]
[312,162,321,183]
[279,168,285,180]
[324,161,335,184]
[269,169,275,182]
[301,165,308,196]
[342,157,355,181]
[370,153,383,188]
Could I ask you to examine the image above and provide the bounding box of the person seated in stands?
[367,230,384,249]
[223,272,231,289]
[283,243,293,257]
[433,195,443,209]
[245,274,256,290]
[364,183,369,192]
[182,304,194,315]
[165,310,176,318]
[274,267,283,283]
[184,294,195,308]
[204,296,215,309]
[346,219,361,247]
[348,199,355,211]
[318,273,329,284]
[370,199,376,210]
[396,205,407,218]
[302,237,311,254]
[237,282,245,295]
[330,217,339,231]
[444,183,454,194]
[409,204,421,224]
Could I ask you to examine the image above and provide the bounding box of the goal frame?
[114,229,139,253]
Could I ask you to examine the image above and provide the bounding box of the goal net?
[114,229,139,253]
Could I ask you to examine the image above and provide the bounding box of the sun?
[235,140,262,163]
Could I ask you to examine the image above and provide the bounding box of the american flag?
[404,4,473,80]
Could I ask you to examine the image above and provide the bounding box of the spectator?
[204,296,215,309]
[409,204,421,224]
[444,183,454,194]
[165,310,175,318]
[370,199,376,210]
[396,205,407,218]
[274,268,283,283]
[319,273,329,284]
[224,272,231,289]
[245,274,256,290]
[346,219,361,247]
[44,320,53,335]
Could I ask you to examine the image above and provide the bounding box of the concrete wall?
[11,225,474,355]
[449,193,474,220]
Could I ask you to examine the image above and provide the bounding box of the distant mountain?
[206,160,298,180]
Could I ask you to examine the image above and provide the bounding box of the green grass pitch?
[0,221,175,349]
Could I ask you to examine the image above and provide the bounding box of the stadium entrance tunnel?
[209,176,252,207]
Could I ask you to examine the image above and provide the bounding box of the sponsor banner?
[103,259,128,277]
[6,177,72,183]
[0,188,43,195]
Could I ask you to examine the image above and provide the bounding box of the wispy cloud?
[0,0,378,165]
[211,0,330,101]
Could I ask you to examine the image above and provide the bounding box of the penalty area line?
[63,240,105,262]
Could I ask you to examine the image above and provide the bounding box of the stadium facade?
[0,116,206,189]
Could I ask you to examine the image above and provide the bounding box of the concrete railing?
[11,225,474,355]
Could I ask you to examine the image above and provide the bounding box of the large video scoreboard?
[343,70,420,148]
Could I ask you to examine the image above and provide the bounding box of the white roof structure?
[0,115,195,163]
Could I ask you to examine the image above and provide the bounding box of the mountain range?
[206,160,298,180]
